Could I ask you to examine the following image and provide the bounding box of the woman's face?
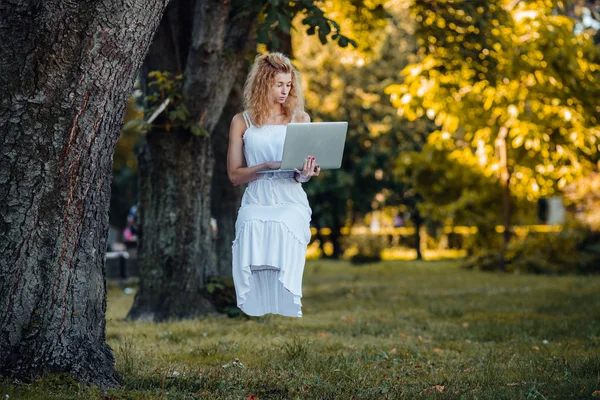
[271,72,292,105]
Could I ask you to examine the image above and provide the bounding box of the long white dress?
[231,112,312,318]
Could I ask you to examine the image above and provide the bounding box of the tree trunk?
[329,204,344,259]
[312,215,328,256]
[413,209,423,260]
[183,0,258,131]
[127,131,218,321]
[497,126,510,272]
[330,226,343,259]
[0,0,168,388]
[211,72,247,277]
[128,0,258,321]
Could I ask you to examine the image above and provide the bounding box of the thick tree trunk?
[127,131,218,321]
[183,1,258,131]
[128,0,258,321]
[211,73,246,277]
[0,0,168,388]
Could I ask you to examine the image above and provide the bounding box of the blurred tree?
[564,167,600,230]
[126,0,356,321]
[0,0,168,388]
[387,0,600,267]
[295,0,429,258]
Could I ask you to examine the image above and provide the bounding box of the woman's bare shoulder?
[230,113,247,136]
[295,111,311,123]
[232,112,246,124]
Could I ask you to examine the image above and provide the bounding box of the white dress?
[231,112,312,318]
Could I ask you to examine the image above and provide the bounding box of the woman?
[227,52,320,318]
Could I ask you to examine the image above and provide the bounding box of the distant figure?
[123,205,138,243]
[227,53,319,318]
[393,214,405,228]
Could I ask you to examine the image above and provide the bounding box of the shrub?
[464,222,600,274]
[343,234,387,264]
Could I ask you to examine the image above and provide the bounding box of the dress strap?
[242,111,253,129]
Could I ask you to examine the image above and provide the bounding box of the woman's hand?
[264,161,281,170]
[294,155,320,183]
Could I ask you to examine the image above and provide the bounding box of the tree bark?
[127,130,218,320]
[183,0,258,132]
[128,0,258,321]
[0,0,168,388]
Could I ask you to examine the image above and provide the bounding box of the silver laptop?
[256,121,348,173]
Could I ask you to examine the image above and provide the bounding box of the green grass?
[2,260,600,399]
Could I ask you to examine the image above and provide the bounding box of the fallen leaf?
[592,390,600,397]
[425,385,445,393]
[433,348,441,353]
[390,347,397,354]
[246,395,259,400]
[532,345,540,351]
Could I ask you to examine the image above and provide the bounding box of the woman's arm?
[227,113,279,186]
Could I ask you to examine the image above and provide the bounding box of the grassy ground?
[2,260,599,399]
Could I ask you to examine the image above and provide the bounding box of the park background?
[2,0,600,398]
[109,0,600,273]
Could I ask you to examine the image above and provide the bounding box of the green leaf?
[257,28,269,44]
[264,9,277,27]
[318,31,328,45]
[270,31,281,49]
[346,37,358,48]
[168,108,188,122]
[319,20,331,36]
[277,12,291,33]
[122,118,147,133]
[189,124,209,137]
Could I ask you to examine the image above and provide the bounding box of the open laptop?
[256,121,348,173]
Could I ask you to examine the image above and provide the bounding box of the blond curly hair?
[243,52,305,127]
